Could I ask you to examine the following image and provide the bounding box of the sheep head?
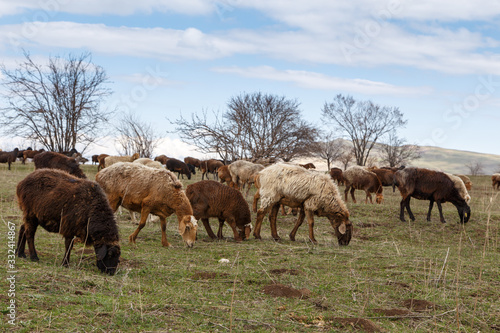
[94,242,121,275]
[178,215,198,247]
[328,213,352,246]
[457,203,471,224]
[375,193,384,204]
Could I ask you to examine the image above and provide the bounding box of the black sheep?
[0,148,19,170]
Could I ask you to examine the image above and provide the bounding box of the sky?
[0,0,500,159]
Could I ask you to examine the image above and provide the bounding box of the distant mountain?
[410,146,500,175]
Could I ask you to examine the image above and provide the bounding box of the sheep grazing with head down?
[34,151,87,179]
[133,157,164,169]
[491,173,500,190]
[96,162,198,247]
[186,180,252,241]
[343,166,383,204]
[394,167,471,223]
[254,163,352,245]
[329,167,344,186]
[16,169,120,275]
[217,165,236,187]
[200,159,224,180]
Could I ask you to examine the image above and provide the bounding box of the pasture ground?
[0,162,499,332]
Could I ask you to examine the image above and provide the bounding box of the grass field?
[1,162,499,332]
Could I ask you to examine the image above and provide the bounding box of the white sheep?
[342,166,384,204]
[133,158,164,169]
[95,162,198,247]
[104,153,140,168]
[228,160,265,196]
[254,163,352,245]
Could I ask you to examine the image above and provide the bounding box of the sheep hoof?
[272,236,281,242]
[441,220,447,224]
[128,235,137,243]
[17,252,26,258]
[289,235,296,241]
[253,234,262,240]
[30,256,39,262]
[161,241,171,247]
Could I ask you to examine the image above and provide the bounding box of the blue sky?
[1,0,500,158]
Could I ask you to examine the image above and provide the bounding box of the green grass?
[1,162,499,332]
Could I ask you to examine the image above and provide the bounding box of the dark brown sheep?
[329,167,344,186]
[91,154,99,165]
[299,163,316,169]
[394,167,471,223]
[166,158,192,180]
[368,166,400,188]
[491,173,500,190]
[16,169,120,275]
[97,154,109,171]
[186,180,252,241]
[34,151,86,178]
[0,148,19,170]
[200,159,224,180]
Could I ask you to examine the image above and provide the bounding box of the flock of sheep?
[6,149,497,275]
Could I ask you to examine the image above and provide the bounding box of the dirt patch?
[262,283,311,299]
[331,317,383,332]
[402,299,437,312]
[373,308,412,317]
[192,271,229,280]
[270,268,300,276]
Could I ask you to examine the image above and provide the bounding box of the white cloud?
[213,65,431,95]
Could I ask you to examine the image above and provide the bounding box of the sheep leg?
[401,196,415,221]
[252,190,260,213]
[16,224,27,258]
[305,210,318,244]
[226,218,242,242]
[217,218,225,239]
[62,237,74,267]
[426,200,434,221]
[25,222,39,261]
[436,200,446,223]
[344,185,350,202]
[269,204,281,241]
[128,209,151,245]
[202,218,218,239]
[365,191,372,204]
[289,208,306,241]
[350,187,357,203]
[254,205,272,239]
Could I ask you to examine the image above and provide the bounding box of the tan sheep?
[254,163,352,245]
[228,160,265,196]
[454,174,472,191]
[343,166,384,204]
[133,157,164,169]
[95,162,197,247]
[104,152,140,168]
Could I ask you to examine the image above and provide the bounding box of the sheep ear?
[96,245,108,260]
[338,223,346,235]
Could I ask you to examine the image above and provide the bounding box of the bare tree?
[174,92,318,162]
[380,131,421,167]
[312,133,345,170]
[465,160,484,176]
[0,51,112,153]
[339,148,355,170]
[322,94,406,166]
[115,113,161,158]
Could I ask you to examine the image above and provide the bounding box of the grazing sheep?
[493,173,500,190]
[184,156,201,170]
[96,162,198,247]
[0,148,19,170]
[368,166,400,188]
[16,169,120,275]
[254,163,352,245]
[228,160,265,196]
[133,157,164,169]
[394,167,471,223]
[154,154,170,165]
[97,154,109,171]
[104,153,140,168]
[166,158,192,180]
[34,151,86,178]
[91,154,99,165]
[329,167,344,186]
[200,159,224,180]
[217,165,236,187]
[454,174,472,191]
[22,149,44,164]
[186,180,252,241]
[343,166,383,204]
